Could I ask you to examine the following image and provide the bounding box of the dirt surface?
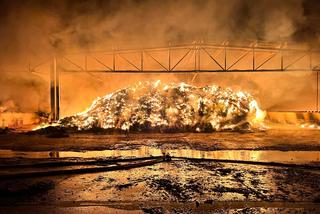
[0,128,319,213]
[0,160,319,213]
[0,128,319,152]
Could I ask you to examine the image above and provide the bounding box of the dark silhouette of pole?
[50,56,60,122]
[55,56,60,120]
[317,71,319,112]
[50,57,55,122]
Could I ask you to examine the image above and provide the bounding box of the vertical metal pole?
[309,51,312,71]
[252,46,255,71]
[85,55,87,72]
[311,51,318,112]
[168,42,171,71]
[317,71,319,112]
[224,43,227,70]
[113,48,116,71]
[141,49,143,71]
[194,44,197,71]
[198,43,201,71]
[50,57,56,122]
[54,56,60,120]
[281,49,284,71]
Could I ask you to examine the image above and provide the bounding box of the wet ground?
[0,127,320,152]
[0,159,319,213]
[0,148,319,165]
[0,127,319,213]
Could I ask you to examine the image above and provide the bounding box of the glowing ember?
[59,81,265,132]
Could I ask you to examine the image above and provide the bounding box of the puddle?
[0,146,319,164]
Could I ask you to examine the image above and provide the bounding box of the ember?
[59,81,265,132]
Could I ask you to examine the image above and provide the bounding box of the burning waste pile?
[59,81,265,132]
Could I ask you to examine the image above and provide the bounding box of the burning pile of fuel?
[59,81,265,132]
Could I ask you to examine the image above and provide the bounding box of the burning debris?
[59,81,265,132]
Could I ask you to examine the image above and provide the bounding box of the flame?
[32,122,60,131]
[248,100,266,125]
[59,81,265,132]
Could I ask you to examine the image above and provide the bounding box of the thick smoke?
[0,0,319,114]
[0,71,48,112]
[0,0,318,66]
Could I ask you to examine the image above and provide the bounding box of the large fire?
[59,81,265,132]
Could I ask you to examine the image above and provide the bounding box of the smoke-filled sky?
[0,0,319,67]
[0,0,319,114]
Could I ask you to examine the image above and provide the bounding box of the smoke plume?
[0,0,319,114]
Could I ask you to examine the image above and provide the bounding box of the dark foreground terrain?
[0,127,319,213]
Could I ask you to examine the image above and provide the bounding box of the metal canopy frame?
[44,42,320,120]
[58,42,320,73]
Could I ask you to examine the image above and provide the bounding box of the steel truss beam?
[57,43,320,73]
[41,42,320,121]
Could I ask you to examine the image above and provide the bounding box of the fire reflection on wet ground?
[0,129,319,213]
[0,147,319,165]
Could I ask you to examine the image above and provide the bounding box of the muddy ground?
[0,128,320,152]
[0,159,319,213]
[0,128,319,213]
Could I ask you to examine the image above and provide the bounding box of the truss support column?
[50,56,60,122]
[141,49,144,71]
[55,56,60,121]
[168,42,171,71]
[310,51,312,71]
[85,55,87,72]
[113,48,116,71]
[252,46,255,71]
[281,49,284,71]
[317,71,319,112]
[50,57,55,122]
[194,44,197,71]
[224,43,227,70]
[198,43,201,71]
[193,42,201,71]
